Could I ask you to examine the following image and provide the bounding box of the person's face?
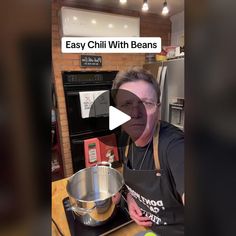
[116,80,159,141]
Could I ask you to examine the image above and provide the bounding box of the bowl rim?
[66,165,124,203]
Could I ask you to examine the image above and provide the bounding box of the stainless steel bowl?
[66,162,124,227]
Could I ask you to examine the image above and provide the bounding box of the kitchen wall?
[52,0,171,177]
[170,11,184,46]
[140,13,171,45]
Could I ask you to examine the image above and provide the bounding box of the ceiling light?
[73,16,78,21]
[119,0,127,4]
[162,1,169,15]
[108,23,114,28]
[91,19,97,24]
[142,0,149,12]
[124,24,128,29]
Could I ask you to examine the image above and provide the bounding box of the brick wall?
[52,0,146,177]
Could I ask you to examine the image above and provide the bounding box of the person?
[112,67,184,236]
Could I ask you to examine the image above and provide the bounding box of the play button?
[88,89,147,148]
[109,106,131,131]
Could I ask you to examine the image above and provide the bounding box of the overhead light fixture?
[119,0,127,4]
[162,0,169,15]
[91,19,97,24]
[142,0,149,12]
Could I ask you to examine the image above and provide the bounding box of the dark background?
[0,0,236,235]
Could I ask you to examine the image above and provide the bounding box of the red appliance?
[99,134,119,163]
[84,134,119,167]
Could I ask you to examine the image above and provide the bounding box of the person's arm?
[167,135,184,203]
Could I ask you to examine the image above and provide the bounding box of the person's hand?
[127,193,152,227]
[112,192,121,205]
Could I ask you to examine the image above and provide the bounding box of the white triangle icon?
[109,106,131,131]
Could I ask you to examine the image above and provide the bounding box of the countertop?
[52,178,145,236]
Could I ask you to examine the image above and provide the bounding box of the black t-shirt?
[119,121,184,197]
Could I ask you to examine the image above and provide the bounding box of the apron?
[123,122,184,236]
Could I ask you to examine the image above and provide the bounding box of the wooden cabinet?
[51,120,64,181]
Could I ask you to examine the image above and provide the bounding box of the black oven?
[62,71,118,172]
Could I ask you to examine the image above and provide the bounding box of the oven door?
[65,89,110,136]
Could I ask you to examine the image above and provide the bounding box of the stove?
[63,195,133,236]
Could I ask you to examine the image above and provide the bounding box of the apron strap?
[153,122,161,171]
[125,137,130,158]
[124,121,161,170]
